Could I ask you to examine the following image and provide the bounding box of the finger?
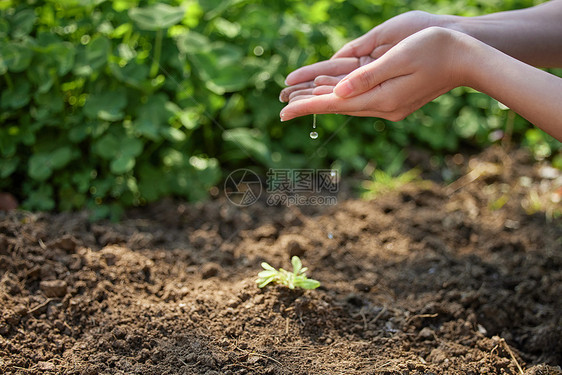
[286,94,315,104]
[333,53,409,99]
[288,85,334,101]
[332,27,379,59]
[281,72,416,121]
[285,58,360,86]
[280,81,314,102]
[313,75,345,86]
[281,92,374,121]
[359,55,376,66]
[281,92,393,121]
[336,110,390,118]
[289,88,315,101]
[371,43,393,60]
[312,85,335,95]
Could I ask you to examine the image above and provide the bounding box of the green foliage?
[0,0,560,216]
[361,169,426,200]
[257,256,321,290]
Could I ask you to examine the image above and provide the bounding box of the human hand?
[280,27,469,122]
[279,11,444,102]
[332,10,443,60]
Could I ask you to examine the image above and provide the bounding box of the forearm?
[461,35,562,141]
[442,0,562,67]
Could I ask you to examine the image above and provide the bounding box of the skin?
[279,1,562,141]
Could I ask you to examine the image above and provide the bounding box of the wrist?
[437,14,469,35]
[444,29,481,88]
[452,31,501,93]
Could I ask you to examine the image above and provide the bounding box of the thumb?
[332,27,379,59]
[333,53,404,98]
[333,62,381,98]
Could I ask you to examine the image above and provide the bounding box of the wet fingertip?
[280,111,295,122]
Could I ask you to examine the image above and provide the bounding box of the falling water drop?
[310,114,318,139]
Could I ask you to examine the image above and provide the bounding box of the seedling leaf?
[260,262,276,271]
[256,256,320,290]
[291,256,302,275]
[296,279,321,290]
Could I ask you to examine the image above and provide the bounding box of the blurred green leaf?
[134,94,173,141]
[186,42,252,94]
[73,36,110,76]
[27,63,54,93]
[93,133,143,174]
[1,80,31,109]
[0,157,19,178]
[223,128,272,166]
[129,4,185,30]
[109,61,149,88]
[28,147,74,181]
[176,31,210,54]
[11,9,36,38]
[23,184,55,211]
[84,89,127,121]
[48,42,75,76]
[0,42,33,73]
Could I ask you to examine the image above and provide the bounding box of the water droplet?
[310,131,318,139]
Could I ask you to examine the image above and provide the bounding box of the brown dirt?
[1,147,561,375]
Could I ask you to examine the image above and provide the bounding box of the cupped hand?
[280,27,469,122]
[279,11,443,103]
[279,57,373,102]
[331,10,443,60]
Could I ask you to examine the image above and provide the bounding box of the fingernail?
[334,79,352,98]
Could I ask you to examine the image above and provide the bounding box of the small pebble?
[40,280,68,298]
[418,327,435,340]
[201,263,222,279]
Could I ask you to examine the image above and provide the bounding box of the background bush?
[0,0,560,218]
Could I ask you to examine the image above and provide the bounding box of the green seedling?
[361,168,425,200]
[256,256,320,290]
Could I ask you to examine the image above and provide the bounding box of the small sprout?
[256,256,320,290]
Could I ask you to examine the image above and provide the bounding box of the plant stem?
[502,110,515,151]
[4,72,14,90]
[150,29,163,78]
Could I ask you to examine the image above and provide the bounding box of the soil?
[1,146,561,375]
